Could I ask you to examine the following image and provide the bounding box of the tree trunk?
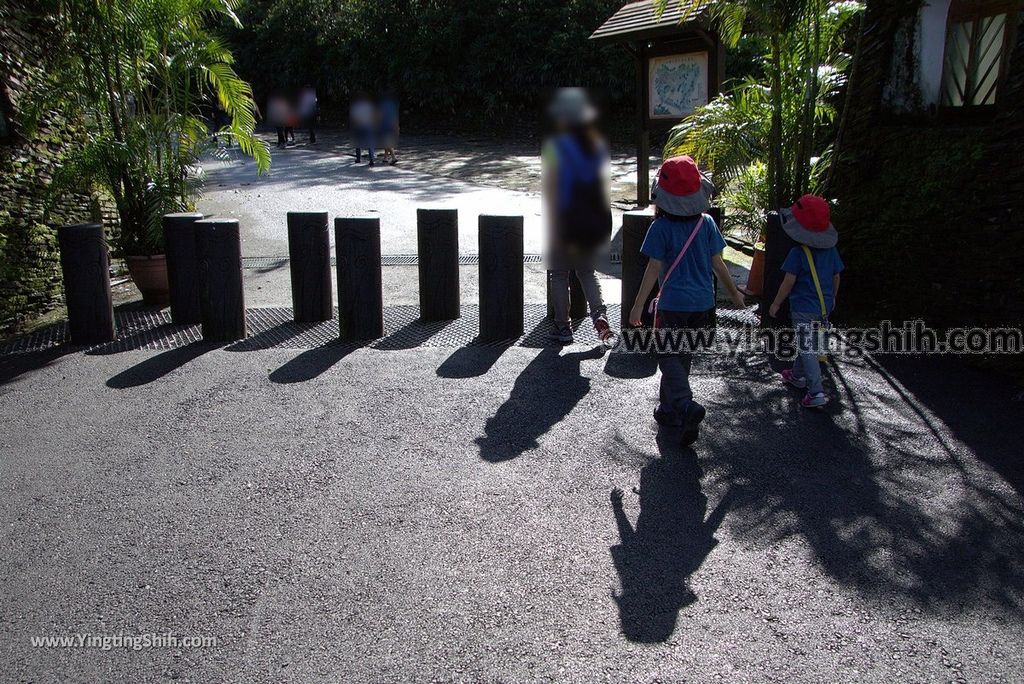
[769,33,786,209]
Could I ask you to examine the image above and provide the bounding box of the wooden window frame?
[939,0,1021,116]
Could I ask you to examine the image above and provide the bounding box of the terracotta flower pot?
[126,254,170,307]
[743,245,766,297]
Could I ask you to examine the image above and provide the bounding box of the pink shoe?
[594,316,617,348]
[801,392,828,409]
[781,369,807,389]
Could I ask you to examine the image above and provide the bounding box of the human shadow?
[269,342,358,384]
[475,345,605,462]
[106,342,215,388]
[609,434,734,643]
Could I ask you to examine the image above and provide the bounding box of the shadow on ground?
[609,435,735,643]
[0,346,73,389]
[475,345,605,462]
[269,343,359,383]
[106,343,215,388]
[699,356,1024,613]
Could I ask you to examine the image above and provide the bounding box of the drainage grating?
[0,305,760,355]
[242,254,605,269]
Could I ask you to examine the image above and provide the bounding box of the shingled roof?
[589,1,713,45]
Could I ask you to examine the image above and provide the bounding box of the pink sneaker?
[594,316,617,348]
[801,392,828,409]
[781,369,807,389]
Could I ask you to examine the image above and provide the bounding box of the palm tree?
[27,0,269,255]
[656,0,862,217]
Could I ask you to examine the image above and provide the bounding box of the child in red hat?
[628,155,746,446]
[769,194,844,408]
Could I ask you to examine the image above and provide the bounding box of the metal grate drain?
[0,305,760,355]
[242,254,608,269]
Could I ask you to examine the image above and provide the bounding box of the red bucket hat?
[781,194,837,248]
[651,155,712,216]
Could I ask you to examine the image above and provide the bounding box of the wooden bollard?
[620,211,656,328]
[57,223,115,345]
[762,210,798,324]
[195,218,246,342]
[708,207,722,227]
[478,215,524,342]
[335,217,383,340]
[287,211,333,322]
[417,208,460,321]
[546,270,588,321]
[163,212,205,325]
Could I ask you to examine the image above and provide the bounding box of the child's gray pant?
[791,311,825,395]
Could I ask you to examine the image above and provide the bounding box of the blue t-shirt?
[781,246,845,314]
[640,214,726,312]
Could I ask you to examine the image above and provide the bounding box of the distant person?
[769,194,843,409]
[543,87,614,346]
[298,86,318,144]
[267,92,292,148]
[350,93,376,165]
[285,99,297,145]
[211,105,231,148]
[628,155,746,446]
[378,93,399,165]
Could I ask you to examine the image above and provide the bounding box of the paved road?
[2,133,1021,682]
[2,341,1023,682]
[198,136,555,258]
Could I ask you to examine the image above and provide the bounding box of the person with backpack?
[628,156,746,445]
[543,88,615,345]
[768,194,844,408]
[350,93,377,165]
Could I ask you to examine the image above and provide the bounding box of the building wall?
[831,0,1023,327]
[0,7,105,334]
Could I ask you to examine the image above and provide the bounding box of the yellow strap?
[802,246,828,318]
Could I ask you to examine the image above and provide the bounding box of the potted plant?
[34,0,269,306]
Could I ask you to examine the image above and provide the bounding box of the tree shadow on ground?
[700,358,1024,613]
[475,345,606,462]
[865,354,1024,495]
[205,142,495,205]
[609,433,734,643]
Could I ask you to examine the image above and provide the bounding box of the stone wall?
[830,0,1023,327]
[0,6,110,334]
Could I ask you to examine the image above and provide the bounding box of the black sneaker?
[548,326,574,344]
[654,406,683,427]
[681,401,707,446]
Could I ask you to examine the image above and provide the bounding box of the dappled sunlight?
[696,357,1024,613]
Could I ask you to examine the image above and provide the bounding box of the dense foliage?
[660,0,863,240]
[24,0,268,256]
[223,0,636,125]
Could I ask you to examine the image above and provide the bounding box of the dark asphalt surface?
[2,341,1024,682]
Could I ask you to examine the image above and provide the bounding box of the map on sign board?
[649,52,709,120]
